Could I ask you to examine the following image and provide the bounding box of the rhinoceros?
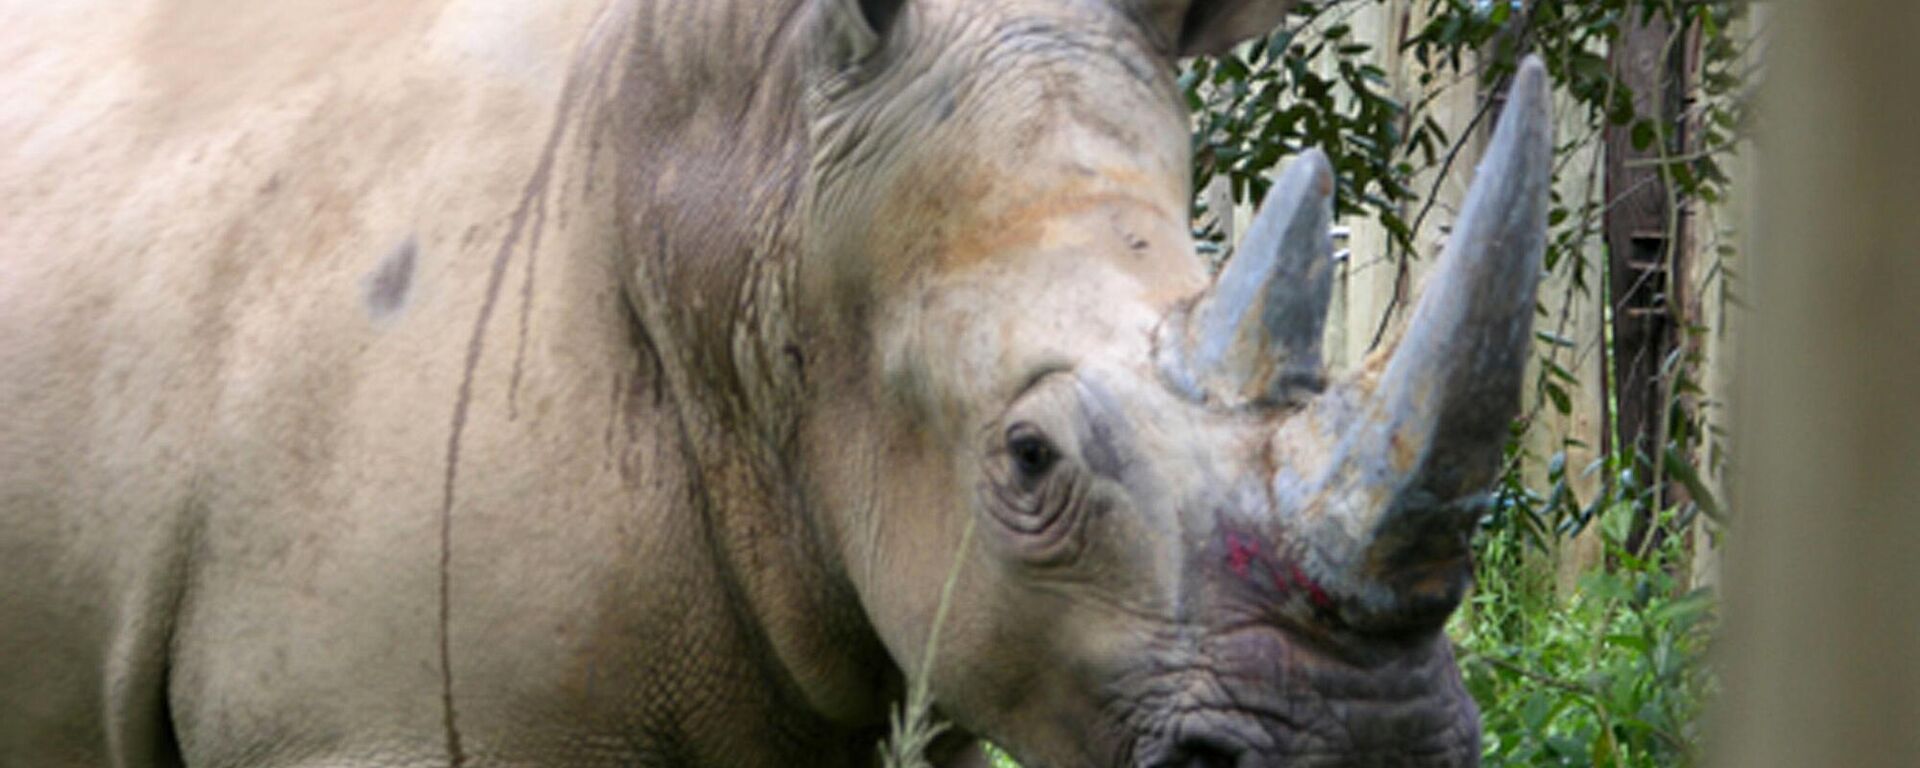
[0,0,1549,765]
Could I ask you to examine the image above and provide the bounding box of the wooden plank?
[1713,0,1920,763]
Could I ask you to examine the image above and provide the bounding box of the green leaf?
[1536,330,1577,349]
[1631,119,1658,152]
[1545,381,1573,416]
[1664,444,1724,520]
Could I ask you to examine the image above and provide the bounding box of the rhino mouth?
[1106,628,1480,768]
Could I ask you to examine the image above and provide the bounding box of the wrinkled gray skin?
[0,0,1548,765]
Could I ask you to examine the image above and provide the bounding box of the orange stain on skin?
[933,190,1176,269]
[871,158,1187,284]
[1389,428,1420,475]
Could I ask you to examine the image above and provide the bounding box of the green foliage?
[1183,2,1418,257]
[1456,497,1718,767]
[1186,0,1753,364]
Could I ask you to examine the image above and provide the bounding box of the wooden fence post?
[1604,8,1694,551]
[1713,1,1920,763]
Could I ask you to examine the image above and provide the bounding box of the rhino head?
[789,0,1548,764]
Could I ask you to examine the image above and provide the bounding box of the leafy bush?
[1457,496,1717,767]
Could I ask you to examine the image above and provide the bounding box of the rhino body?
[0,1,1549,766]
[4,2,849,764]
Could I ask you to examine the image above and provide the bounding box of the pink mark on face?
[1225,532,1259,577]
[1284,562,1335,609]
[1224,528,1335,609]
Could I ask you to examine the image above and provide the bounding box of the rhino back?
[0,1,860,765]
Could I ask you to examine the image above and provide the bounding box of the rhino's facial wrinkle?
[1104,629,1481,767]
[978,376,1093,565]
[802,1,1189,293]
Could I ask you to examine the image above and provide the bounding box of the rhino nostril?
[1162,735,1243,768]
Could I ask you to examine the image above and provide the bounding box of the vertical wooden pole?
[1713,0,1920,764]
[1604,11,1692,549]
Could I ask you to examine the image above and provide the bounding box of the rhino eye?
[1006,424,1059,480]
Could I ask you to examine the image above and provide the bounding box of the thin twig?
[1640,0,1692,559]
[1366,93,1498,352]
[880,516,978,768]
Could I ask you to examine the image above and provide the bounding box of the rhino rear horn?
[1163,150,1335,407]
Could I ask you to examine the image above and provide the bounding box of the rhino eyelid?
[1012,361,1075,399]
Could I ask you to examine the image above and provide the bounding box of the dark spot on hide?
[365,236,417,318]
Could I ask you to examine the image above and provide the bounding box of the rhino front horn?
[1276,57,1552,633]
[1160,149,1335,408]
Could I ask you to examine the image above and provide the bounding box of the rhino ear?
[1131,0,1299,56]
[821,0,909,65]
